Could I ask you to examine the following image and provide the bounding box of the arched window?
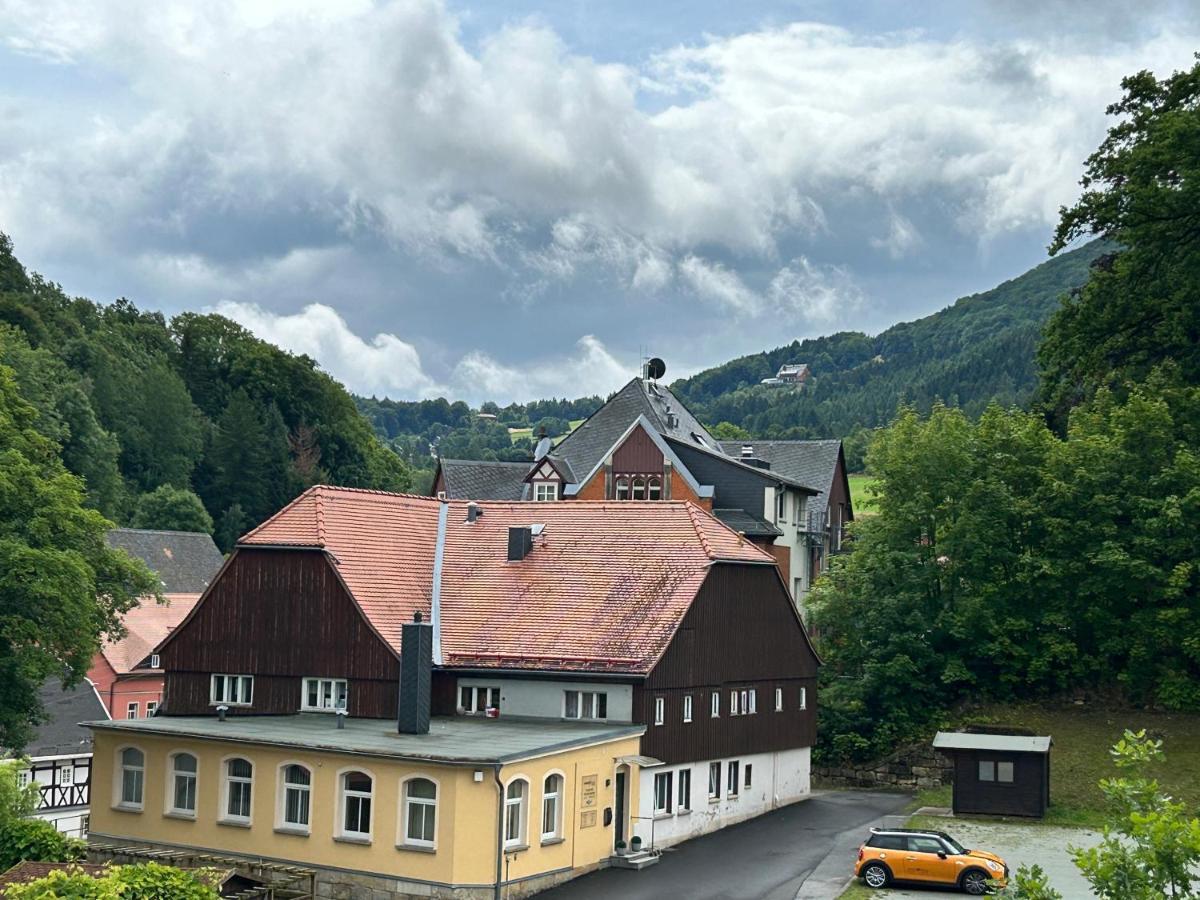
[223,757,253,823]
[403,778,437,847]
[340,771,373,839]
[168,752,197,815]
[647,476,662,501]
[504,778,528,848]
[631,476,646,500]
[541,773,563,842]
[614,476,630,501]
[280,764,311,830]
[118,747,144,809]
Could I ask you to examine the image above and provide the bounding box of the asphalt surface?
[538,790,912,900]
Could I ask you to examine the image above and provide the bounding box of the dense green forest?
[0,234,411,551]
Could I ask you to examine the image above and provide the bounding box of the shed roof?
[933,732,1052,753]
[88,714,644,766]
[106,528,224,593]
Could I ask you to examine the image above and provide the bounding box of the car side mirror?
[937,851,947,859]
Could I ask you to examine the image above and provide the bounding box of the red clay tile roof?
[101,593,202,674]
[240,487,774,674]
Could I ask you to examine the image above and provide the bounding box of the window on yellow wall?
[169,753,197,816]
[340,771,373,839]
[504,779,528,848]
[404,778,437,847]
[281,764,311,830]
[541,774,563,842]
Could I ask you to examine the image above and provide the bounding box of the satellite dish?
[646,357,666,380]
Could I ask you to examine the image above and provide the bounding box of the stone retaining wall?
[813,744,952,791]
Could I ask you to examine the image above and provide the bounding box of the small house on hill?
[933,731,1052,818]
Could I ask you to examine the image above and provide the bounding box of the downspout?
[493,763,505,900]
[431,500,448,666]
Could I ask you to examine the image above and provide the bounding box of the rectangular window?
[534,482,558,501]
[997,761,1014,783]
[149,654,161,668]
[211,674,254,706]
[978,760,995,782]
[730,690,739,716]
[682,695,692,723]
[777,492,787,523]
[678,769,691,812]
[746,689,756,714]
[727,761,740,797]
[459,685,501,715]
[775,687,783,712]
[710,692,720,718]
[563,690,607,721]
[126,702,138,720]
[145,701,157,717]
[302,677,348,712]
[799,687,807,710]
[654,697,665,726]
[60,766,73,786]
[708,762,720,800]
[653,772,673,815]
[745,765,752,789]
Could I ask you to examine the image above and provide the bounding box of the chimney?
[740,444,754,458]
[466,502,480,523]
[398,611,433,735]
[507,526,533,561]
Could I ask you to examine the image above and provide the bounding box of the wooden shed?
[933,731,1052,818]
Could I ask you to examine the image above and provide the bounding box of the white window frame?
[775,687,783,712]
[978,760,995,782]
[167,751,197,818]
[210,674,254,707]
[677,769,691,812]
[503,777,529,849]
[401,775,439,849]
[654,697,665,726]
[533,481,559,501]
[115,746,144,811]
[653,771,673,815]
[647,476,662,501]
[727,761,740,798]
[277,762,312,832]
[220,756,254,825]
[682,695,692,724]
[743,689,756,714]
[708,762,720,800]
[337,768,374,842]
[614,476,630,500]
[540,772,564,843]
[710,691,720,718]
[799,687,807,710]
[60,766,73,786]
[730,690,739,716]
[745,764,753,789]
[460,685,501,715]
[150,654,161,669]
[301,677,348,713]
[125,701,138,720]
[145,701,158,717]
[562,690,607,721]
[997,761,1015,783]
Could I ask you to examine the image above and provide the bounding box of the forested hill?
[670,239,1110,446]
[0,233,410,549]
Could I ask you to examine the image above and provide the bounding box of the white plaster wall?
[457,677,634,723]
[632,747,810,849]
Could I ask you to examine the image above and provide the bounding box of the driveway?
[538,790,911,900]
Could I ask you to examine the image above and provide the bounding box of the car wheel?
[861,862,891,889]
[960,868,990,895]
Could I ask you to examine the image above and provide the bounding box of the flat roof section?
[87,714,645,766]
[932,732,1052,753]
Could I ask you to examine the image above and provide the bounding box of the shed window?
[799,687,807,710]
[775,687,783,711]
[978,760,995,782]
[997,761,1014,783]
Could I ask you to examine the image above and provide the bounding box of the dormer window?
[533,481,558,502]
[631,477,646,500]
[615,476,630,501]
[647,476,662,500]
[613,474,663,501]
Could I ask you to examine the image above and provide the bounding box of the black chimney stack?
[507,526,533,561]
[398,611,432,735]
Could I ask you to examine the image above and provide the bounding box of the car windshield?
[943,835,969,855]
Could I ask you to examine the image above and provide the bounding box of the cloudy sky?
[1,1,1196,403]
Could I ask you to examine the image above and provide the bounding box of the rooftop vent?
[466,502,480,523]
[507,526,533,561]
[740,445,754,457]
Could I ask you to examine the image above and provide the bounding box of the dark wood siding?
[612,426,664,474]
[637,563,818,765]
[949,750,1049,817]
[160,549,400,717]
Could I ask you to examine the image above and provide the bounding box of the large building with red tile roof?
[118,486,818,892]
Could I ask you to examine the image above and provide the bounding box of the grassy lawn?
[508,419,584,445]
[848,473,878,515]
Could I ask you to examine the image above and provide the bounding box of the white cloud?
[871,210,923,259]
[678,255,760,314]
[767,257,863,323]
[452,335,633,403]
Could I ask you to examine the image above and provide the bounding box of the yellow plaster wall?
[89,730,641,888]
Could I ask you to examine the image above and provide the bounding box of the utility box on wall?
[932,731,1052,818]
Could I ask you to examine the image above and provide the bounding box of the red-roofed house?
[107,486,818,892]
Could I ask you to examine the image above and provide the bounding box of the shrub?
[3,863,220,899]
[0,817,85,870]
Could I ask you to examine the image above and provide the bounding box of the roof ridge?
[683,501,717,558]
[314,487,327,547]
[685,500,775,562]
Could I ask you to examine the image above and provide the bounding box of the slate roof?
[234,487,774,674]
[933,732,1052,753]
[550,378,719,486]
[106,528,224,593]
[89,714,644,766]
[436,458,530,501]
[718,440,849,517]
[713,508,782,538]
[100,593,202,674]
[24,679,109,758]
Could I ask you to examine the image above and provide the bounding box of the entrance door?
[614,769,627,846]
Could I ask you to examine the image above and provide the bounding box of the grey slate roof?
[89,714,644,766]
[24,679,109,758]
[713,509,782,538]
[106,528,224,593]
[550,378,719,485]
[718,440,847,517]
[436,459,531,501]
[933,732,1052,753]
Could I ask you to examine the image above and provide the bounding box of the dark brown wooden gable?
[160,548,401,717]
[611,424,664,474]
[636,563,817,764]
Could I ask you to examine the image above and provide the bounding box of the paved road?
[539,790,911,900]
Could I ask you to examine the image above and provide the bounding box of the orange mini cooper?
[855,827,1008,894]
